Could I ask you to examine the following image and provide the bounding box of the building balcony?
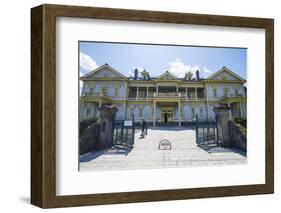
[218,94,245,103]
[127,93,206,101]
[154,92,182,98]
[209,94,245,103]
[80,92,112,101]
[128,97,148,101]
[185,97,206,101]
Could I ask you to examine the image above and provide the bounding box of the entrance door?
[164,113,168,122]
[161,108,174,123]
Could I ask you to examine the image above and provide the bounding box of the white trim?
[207,66,246,82]
[156,71,178,80]
[82,64,128,79]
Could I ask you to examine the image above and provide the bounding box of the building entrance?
[161,108,174,123]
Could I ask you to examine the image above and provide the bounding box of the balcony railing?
[154,92,182,98]
[128,93,205,101]
[82,92,111,99]
[128,97,147,101]
[226,94,243,98]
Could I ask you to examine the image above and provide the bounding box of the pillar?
[80,100,85,121]
[240,102,243,117]
[213,105,231,147]
[195,87,197,101]
[96,100,102,118]
[153,101,156,126]
[206,103,209,121]
[243,102,247,118]
[123,102,126,120]
[228,102,232,120]
[97,104,118,149]
[178,101,181,126]
[146,86,149,100]
[136,86,139,100]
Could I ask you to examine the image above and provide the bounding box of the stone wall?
[229,120,246,152]
[79,123,100,155]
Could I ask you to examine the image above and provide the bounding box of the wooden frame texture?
[31,4,274,208]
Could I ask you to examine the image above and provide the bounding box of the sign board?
[158,139,172,150]
[124,120,133,127]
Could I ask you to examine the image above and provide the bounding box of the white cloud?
[203,66,212,74]
[128,71,134,77]
[168,58,199,78]
[79,52,98,73]
[168,58,214,78]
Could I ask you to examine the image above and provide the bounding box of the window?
[224,88,229,97]
[191,108,196,118]
[235,88,239,96]
[199,108,204,118]
[180,107,184,117]
[213,88,217,97]
[130,108,134,117]
[90,87,94,94]
[114,87,119,97]
[86,108,91,116]
[101,87,107,95]
[139,107,143,118]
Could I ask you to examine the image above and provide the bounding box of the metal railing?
[82,92,111,99]
[154,92,182,97]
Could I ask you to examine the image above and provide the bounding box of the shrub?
[233,117,247,137]
[234,117,246,128]
[79,117,99,137]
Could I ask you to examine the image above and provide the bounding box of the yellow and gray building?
[80,63,246,126]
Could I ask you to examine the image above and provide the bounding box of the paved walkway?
[79,127,247,172]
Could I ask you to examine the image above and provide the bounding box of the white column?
[146,86,149,100]
[240,102,243,117]
[136,86,139,100]
[195,87,198,101]
[185,87,187,99]
[228,102,232,120]
[204,84,209,120]
[206,103,209,121]
[80,100,85,121]
[243,102,247,118]
[96,100,102,118]
[123,81,127,101]
[153,101,156,126]
[241,102,246,118]
[123,102,126,120]
[178,101,181,126]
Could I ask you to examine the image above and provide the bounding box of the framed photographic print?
[31,4,274,208]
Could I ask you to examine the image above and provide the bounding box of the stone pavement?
[79,127,247,172]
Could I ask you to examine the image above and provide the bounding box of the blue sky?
[79,41,247,79]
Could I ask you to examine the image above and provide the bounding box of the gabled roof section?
[156,71,178,81]
[81,63,127,80]
[206,66,246,82]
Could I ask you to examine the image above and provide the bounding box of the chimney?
[196,70,200,80]
[134,68,138,80]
